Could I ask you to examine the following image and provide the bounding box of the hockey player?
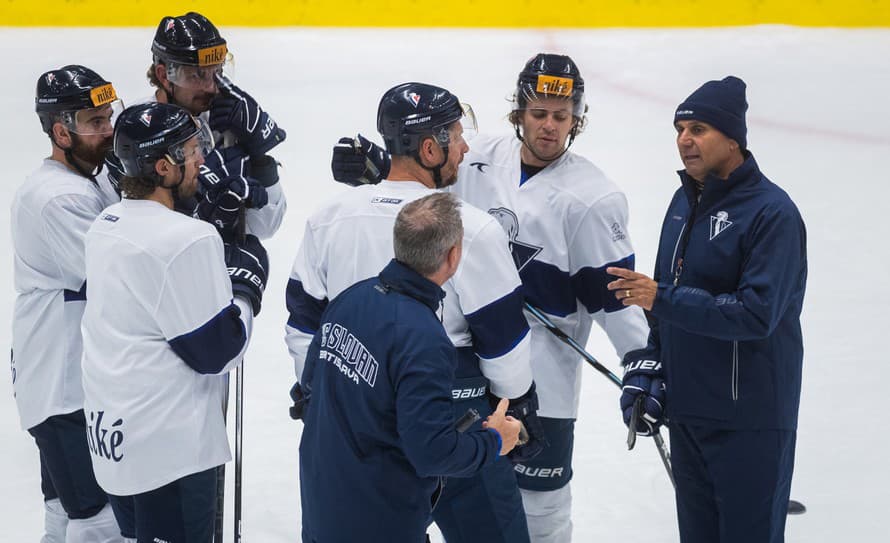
[330,54,650,542]
[81,102,268,542]
[299,192,522,542]
[134,11,287,240]
[11,65,125,542]
[287,82,543,543]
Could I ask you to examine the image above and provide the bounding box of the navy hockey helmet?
[376,82,475,157]
[152,12,228,68]
[113,102,213,181]
[514,53,586,118]
[35,65,121,135]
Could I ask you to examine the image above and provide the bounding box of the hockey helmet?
[514,53,586,118]
[152,12,228,67]
[113,102,213,181]
[35,65,122,136]
[376,82,476,156]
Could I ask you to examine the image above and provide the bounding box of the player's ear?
[51,122,72,149]
[446,240,462,274]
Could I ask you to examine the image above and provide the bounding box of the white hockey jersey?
[132,91,286,239]
[450,134,649,418]
[81,199,251,495]
[285,180,533,399]
[11,159,119,430]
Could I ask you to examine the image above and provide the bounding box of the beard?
[70,133,113,168]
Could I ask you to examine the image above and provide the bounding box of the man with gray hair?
[393,192,464,276]
[297,192,521,543]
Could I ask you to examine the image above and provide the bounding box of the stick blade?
[787,499,807,515]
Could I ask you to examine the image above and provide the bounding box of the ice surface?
[1,25,887,541]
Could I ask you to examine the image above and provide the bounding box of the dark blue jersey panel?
[520,261,575,317]
[521,255,636,317]
[285,278,329,334]
[168,303,246,375]
[464,286,530,360]
[572,254,635,314]
[64,281,87,302]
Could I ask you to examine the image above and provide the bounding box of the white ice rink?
[1,25,888,541]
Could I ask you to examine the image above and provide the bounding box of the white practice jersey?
[11,159,119,430]
[133,92,286,239]
[450,134,649,419]
[81,199,251,495]
[285,180,533,399]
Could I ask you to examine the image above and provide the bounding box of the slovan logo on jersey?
[86,410,124,463]
[318,322,379,387]
[488,207,542,272]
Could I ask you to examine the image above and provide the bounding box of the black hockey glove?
[620,351,666,437]
[289,381,311,420]
[224,234,268,316]
[194,174,268,235]
[331,134,390,186]
[210,74,286,156]
[492,383,548,463]
[249,153,280,188]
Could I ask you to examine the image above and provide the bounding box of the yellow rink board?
[2,0,889,27]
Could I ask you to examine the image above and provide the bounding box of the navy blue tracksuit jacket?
[299,259,502,543]
[644,153,807,430]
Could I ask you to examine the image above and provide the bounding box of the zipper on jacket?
[673,195,700,286]
[731,340,739,401]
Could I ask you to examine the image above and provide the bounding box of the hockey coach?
[607,76,807,543]
[296,192,522,543]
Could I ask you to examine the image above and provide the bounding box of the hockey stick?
[233,207,246,542]
[213,380,228,542]
[523,302,807,515]
[522,302,675,487]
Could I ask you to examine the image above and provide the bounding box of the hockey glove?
[224,234,268,316]
[331,134,390,186]
[493,383,548,463]
[620,353,666,437]
[289,381,311,420]
[210,74,286,156]
[249,154,280,188]
[194,174,268,234]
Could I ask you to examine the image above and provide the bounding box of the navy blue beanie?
[674,76,748,149]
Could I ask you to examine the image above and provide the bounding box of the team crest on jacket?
[488,207,542,272]
[710,211,733,240]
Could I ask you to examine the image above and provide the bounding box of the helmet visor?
[165,53,235,90]
[64,100,124,136]
[431,102,478,148]
[459,103,478,142]
[166,118,214,165]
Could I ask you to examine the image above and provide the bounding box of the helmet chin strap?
[159,164,187,202]
[513,122,580,165]
[413,146,450,189]
[56,133,103,184]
